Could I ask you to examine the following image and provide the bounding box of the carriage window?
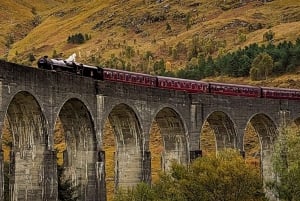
[119,73,124,80]
[151,78,156,86]
[105,72,112,78]
[113,72,118,79]
[140,76,145,83]
[125,74,130,81]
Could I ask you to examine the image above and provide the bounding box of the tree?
[175,38,299,80]
[175,150,265,201]
[114,183,156,201]
[237,54,251,76]
[4,162,9,201]
[188,34,200,60]
[67,33,85,44]
[5,34,14,49]
[124,46,135,59]
[28,53,36,62]
[263,30,275,43]
[166,22,172,32]
[250,52,273,80]
[57,165,80,201]
[185,12,191,30]
[31,7,37,15]
[237,30,247,44]
[153,59,165,75]
[114,149,265,201]
[203,56,215,77]
[187,57,198,69]
[84,33,91,41]
[52,49,59,58]
[32,15,42,27]
[267,125,300,201]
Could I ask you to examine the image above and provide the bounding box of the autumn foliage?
[114,149,266,201]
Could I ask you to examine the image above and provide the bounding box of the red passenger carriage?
[262,87,300,100]
[209,82,261,98]
[157,76,209,93]
[103,68,157,87]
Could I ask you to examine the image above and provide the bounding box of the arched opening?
[1,91,47,201]
[247,114,278,183]
[104,104,143,191]
[149,121,163,183]
[243,123,261,172]
[54,98,98,201]
[151,107,187,173]
[200,121,216,156]
[200,111,236,155]
[1,117,12,201]
[102,120,116,201]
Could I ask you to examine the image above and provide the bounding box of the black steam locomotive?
[37,55,300,100]
[37,54,103,80]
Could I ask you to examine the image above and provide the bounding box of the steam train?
[37,55,300,100]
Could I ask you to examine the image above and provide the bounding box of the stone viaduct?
[0,60,300,201]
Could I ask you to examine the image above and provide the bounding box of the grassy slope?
[1,1,300,200]
[1,0,299,69]
[0,0,63,55]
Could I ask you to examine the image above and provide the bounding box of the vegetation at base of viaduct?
[114,123,300,201]
[57,165,80,201]
[266,126,300,201]
[114,149,266,201]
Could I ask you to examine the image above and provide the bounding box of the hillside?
[0,0,299,197]
[0,0,299,73]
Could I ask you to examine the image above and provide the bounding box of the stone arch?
[152,106,188,172]
[2,91,48,200]
[202,111,237,151]
[245,113,278,183]
[107,103,143,188]
[55,98,98,201]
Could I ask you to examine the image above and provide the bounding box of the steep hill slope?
[1,2,299,200]
[1,0,299,71]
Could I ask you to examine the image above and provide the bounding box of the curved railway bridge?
[1,60,300,201]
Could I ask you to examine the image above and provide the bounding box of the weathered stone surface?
[1,60,300,201]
